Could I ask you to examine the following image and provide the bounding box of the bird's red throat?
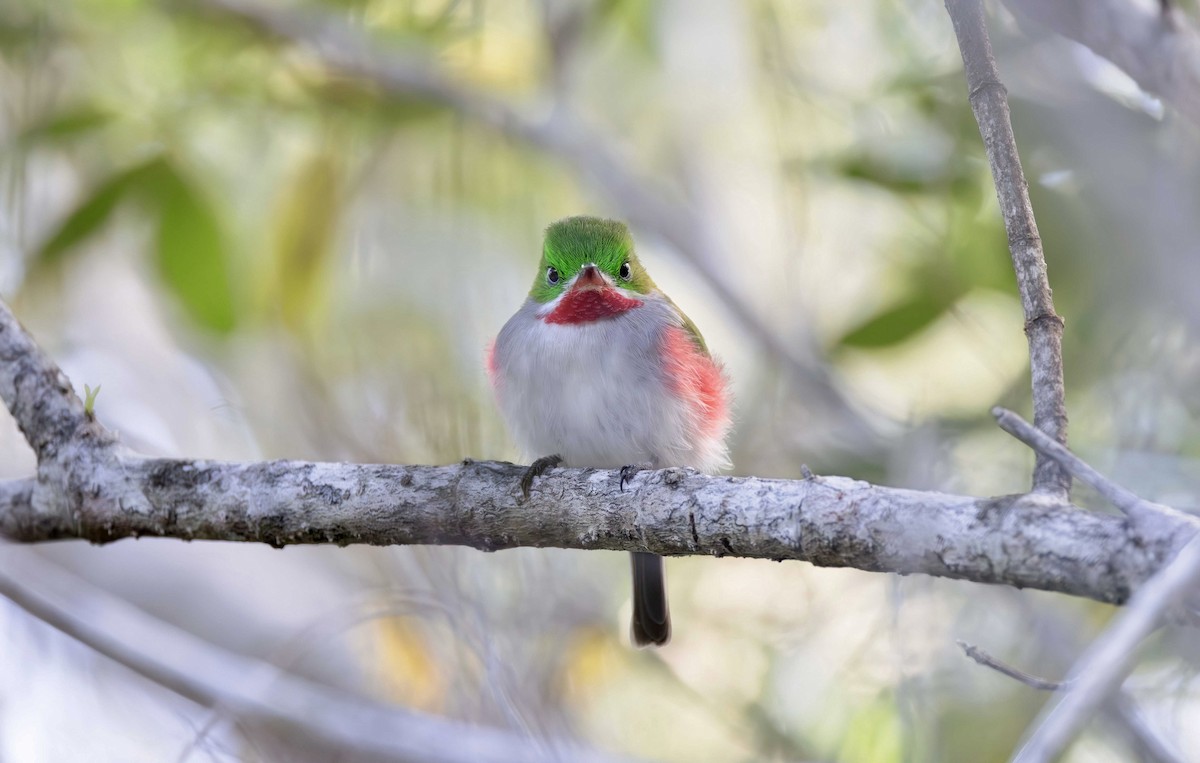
[543,288,643,325]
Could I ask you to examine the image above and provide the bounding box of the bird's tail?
[630,552,671,647]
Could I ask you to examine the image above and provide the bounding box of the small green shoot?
[83,384,101,417]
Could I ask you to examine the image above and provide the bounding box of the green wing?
[665,295,710,356]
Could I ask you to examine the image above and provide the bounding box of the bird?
[488,215,732,647]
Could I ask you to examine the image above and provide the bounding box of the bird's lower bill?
[543,288,643,324]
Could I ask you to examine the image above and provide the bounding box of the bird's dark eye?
[547,266,559,284]
[619,261,631,280]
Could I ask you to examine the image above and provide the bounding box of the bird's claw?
[520,454,563,499]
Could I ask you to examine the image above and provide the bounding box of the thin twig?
[957,640,1068,691]
[957,641,1186,763]
[945,0,1070,498]
[0,549,637,763]
[993,406,1197,535]
[1013,531,1200,763]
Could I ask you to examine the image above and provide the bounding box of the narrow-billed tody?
[488,216,732,646]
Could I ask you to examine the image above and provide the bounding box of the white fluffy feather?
[492,292,728,472]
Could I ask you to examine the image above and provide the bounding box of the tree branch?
[0,455,1178,607]
[957,641,1186,763]
[0,549,637,763]
[0,299,102,461]
[946,0,1071,498]
[1013,531,1200,763]
[1110,693,1188,763]
[1003,0,1200,127]
[0,294,1190,608]
[989,408,1197,759]
[958,640,1068,691]
[993,406,1197,538]
[0,477,34,519]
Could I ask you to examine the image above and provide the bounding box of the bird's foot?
[520,454,563,499]
[620,461,655,492]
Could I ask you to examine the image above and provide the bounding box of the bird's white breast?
[492,296,724,471]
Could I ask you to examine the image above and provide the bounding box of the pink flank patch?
[485,338,499,388]
[543,288,643,324]
[661,325,729,440]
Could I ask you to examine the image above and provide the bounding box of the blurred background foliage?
[1,0,1199,761]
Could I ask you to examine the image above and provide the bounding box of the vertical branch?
[945,0,1071,498]
[0,300,97,461]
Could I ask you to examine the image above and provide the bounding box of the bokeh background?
[1,0,1199,760]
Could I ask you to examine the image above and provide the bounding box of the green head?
[529,216,656,303]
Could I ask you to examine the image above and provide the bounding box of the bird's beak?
[573,264,608,291]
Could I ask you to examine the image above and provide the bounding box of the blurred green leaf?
[18,107,111,145]
[149,161,238,333]
[837,153,939,195]
[838,693,903,763]
[594,0,657,56]
[36,157,160,264]
[35,154,237,332]
[308,77,448,124]
[833,150,975,197]
[837,292,957,349]
[947,211,1012,293]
